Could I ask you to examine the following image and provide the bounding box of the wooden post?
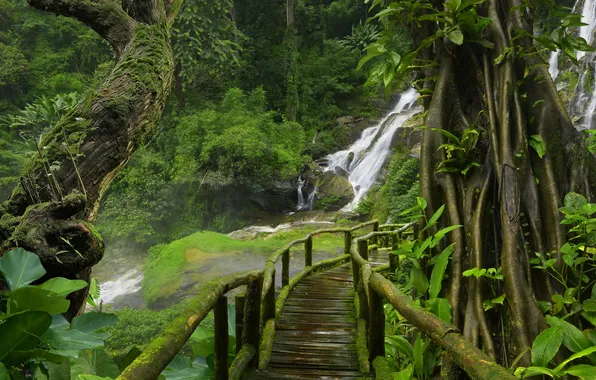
[352,256,360,290]
[372,221,379,252]
[305,235,312,267]
[358,239,369,261]
[214,296,229,380]
[368,287,385,362]
[344,231,352,255]
[358,277,368,323]
[390,233,399,272]
[244,278,261,367]
[263,269,276,323]
[282,249,290,287]
[235,294,245,354]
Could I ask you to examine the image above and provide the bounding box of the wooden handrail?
[118,269,263,380]
[349,225,515,380]
[118,219,393,380]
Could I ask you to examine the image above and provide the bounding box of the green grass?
[143,226,349,306]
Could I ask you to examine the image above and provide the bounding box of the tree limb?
[27,0,135,56]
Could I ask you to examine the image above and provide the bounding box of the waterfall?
[578,0,596,60]
[325,88,420,211]
[306,186,317,210]
[562,0,596,129]
[296,176,306,210]
[548,50,560,81]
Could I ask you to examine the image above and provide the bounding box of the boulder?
[391,112,423,150]
[336,116,356,125]
[314,172,354,211]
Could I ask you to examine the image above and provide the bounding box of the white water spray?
[324,88,420,211]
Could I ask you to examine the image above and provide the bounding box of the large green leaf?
[0,248,46,290]
[529,135,546,158]
[554,346,596,372]
[392,364,413,380]
[426,298,452,323]
[514,366,555,378]
[564,192,588,211]
[386,336,413,359]
[413,333,424,378]
[429,244,454,299]
[531,326,563,367]
[4,349,68,366]
[38,277,87,297]
[0,363,9,380]
[70,349,121,380]
[71,312,119,333]
[546,316,593,355]
[423,205,444,232]
[410,266,429,295]
[8,286,70,315]
[563,364,596,379]
[0,311,52,361]
[43,328,106,351]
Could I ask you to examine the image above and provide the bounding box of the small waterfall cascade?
[324,88,420,211]
[296,176,306,210]
[578,0,596,60]
[306,186,317,210]
[296,176,316,211]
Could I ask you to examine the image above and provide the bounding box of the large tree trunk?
[0,0,183,319]
[412,0,596,369]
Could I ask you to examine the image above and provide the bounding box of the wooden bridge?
[117,221,514,380]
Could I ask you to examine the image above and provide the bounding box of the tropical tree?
[361,0,596,371]
[0,0,183,319]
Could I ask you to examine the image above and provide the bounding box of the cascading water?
[548,50,560,81]
[296,176,306,210]
[558,0,596,129]
[324,88,420,211]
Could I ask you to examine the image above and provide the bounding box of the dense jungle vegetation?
[2,0,596,378]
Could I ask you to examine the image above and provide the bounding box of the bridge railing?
[118,219,382,380]
[349,225,515,380]
[118,270,263,380]
[257,219,381,368]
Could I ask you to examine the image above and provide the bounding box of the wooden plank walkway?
[245,264,371,379]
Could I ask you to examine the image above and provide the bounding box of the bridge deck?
[245,264,368,379]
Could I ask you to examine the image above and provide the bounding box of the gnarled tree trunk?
[412,0,596,369]
[0,0,183,319]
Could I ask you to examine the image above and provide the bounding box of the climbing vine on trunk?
[0,0,183,319]
[362,0,596,370]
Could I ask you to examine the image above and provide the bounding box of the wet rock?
[334,165,350,179]
[313,172,354,211]
[336,116,356,125]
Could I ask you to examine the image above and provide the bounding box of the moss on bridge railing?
[349,227,516,380]
[117,219,396,380]
[117,270,263,380]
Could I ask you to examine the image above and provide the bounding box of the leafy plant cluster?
[96,87,307,244]
[384,198,461,378]
[0,248,120,380]
[0,248,239,379]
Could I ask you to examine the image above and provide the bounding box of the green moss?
[372,356,392,380]
[258,319,276,369]
[143,226,345,305]
[356,318,370,372]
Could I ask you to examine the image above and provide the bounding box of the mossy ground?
[143,226,347,306]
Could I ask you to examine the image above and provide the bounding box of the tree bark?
[410,0,596,368]
[0,0,183,319]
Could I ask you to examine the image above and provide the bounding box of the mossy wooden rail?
[117,219,515,380]
[118,220,380,380]
[349,225,516,380]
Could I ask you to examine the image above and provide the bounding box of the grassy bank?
[143,226,349,306]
